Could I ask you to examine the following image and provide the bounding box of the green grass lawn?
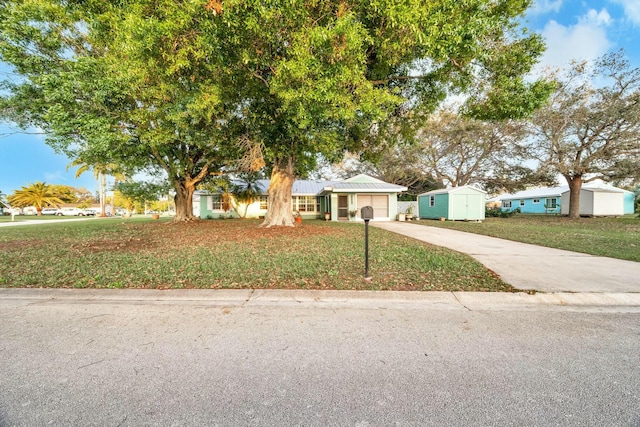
[418,215,640,262]
[0,218,513,291]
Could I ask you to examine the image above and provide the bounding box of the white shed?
[560,187,625,216]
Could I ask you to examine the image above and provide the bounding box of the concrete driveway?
[373,222,640,293]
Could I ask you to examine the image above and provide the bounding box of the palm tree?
[232,173,265,218]
[8,182,64,215]
[68,159,125,217]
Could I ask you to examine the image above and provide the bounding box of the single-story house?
[197,174,408,221]
[499,186,565,214]
[418,186,486,221]
[500,181,635,215]
[560,187,626,216]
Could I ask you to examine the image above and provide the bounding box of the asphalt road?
[1,290,639,426]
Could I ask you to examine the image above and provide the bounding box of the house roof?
[499,181,631,201]
[418,185,487,196]
[201,174,406,197]
[292,180,335,195]
[499,185,568,201]
[321,181,407,193]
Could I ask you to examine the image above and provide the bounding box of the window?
[208,195,222,211]
[429,196,435,207]
[545,198,557,208]
[502,201,512,209]
[533,198,540,204]
[293,196,319,212]
[259,195,268,210]
[519,199,525,207]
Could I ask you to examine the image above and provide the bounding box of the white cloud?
[529,0,563,16]
[611,0,640,26]
[43,171,68,183]
[534,9,613,72]
[579,8,613,26]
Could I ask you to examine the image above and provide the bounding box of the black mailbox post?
[361,206,374,279]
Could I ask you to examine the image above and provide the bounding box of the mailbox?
[361,206,374,221]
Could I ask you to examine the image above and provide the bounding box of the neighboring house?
[560,187,626,216]
[500,181,635,215]
[0,199,10,215]
[499,186,565,214]
[417,186,486,221]
[198,174,407,221]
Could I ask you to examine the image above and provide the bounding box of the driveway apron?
[372,222,640,293]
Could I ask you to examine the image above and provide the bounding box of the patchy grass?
[0,218,513,291]
[418,215,640,262]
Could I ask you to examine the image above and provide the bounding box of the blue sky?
[1,0,640,196]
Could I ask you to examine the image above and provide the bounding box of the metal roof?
[499,186,568,200]
[500,181,631,201]
[201,175,407,196]
[322,181,407,193]
[418,185,487,196]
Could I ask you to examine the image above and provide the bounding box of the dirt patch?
[0,240,42,250]
[73,220,342,253]
[72,237,152,253]
[134,220,339,248]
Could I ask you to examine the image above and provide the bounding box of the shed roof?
[418,185,486,196]
[561,187,625,195]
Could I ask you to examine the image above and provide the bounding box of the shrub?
[485,206,519,218]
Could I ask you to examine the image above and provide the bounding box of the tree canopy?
[1,0,551,224]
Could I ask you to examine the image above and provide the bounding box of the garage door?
[356,194,388,219]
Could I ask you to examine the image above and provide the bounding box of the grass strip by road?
[418,215,640,262]
[0,218,513,291]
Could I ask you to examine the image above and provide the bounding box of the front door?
[338,195,349,220]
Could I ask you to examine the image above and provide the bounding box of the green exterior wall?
[419,187,486,220]
[419,193,449,219]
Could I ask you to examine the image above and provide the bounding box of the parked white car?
[55,207,95,216]
[4,207,23,215]
[41,208,59,215]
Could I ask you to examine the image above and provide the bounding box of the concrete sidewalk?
[0,217,95,227]
[373,221,640,293]
[1,288,640,312]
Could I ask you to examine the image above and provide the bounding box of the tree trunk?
[261,157,295,227]
[173,179,197,221]
[98,172,107,217]
[566,175,582,219]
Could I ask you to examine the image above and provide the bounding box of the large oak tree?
[529,51,640,218]
[217,0,551,226]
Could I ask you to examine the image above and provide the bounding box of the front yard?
[418,215,640,262]
[0,218,513,291]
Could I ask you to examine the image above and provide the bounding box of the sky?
[1,0,640,196]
